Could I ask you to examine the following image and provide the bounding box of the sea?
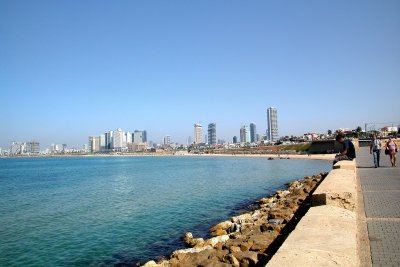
[0,156,331,266]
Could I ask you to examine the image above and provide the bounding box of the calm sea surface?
[0,156,331,266]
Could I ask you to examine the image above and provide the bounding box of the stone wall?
[267,160,358,266]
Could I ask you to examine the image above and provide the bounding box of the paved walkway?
[356,147,400,267]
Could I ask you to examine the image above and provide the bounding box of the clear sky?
[1,0,399,148]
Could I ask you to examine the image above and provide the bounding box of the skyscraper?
[250,123,256,143]
[194,123,203,144]
[233,136,238,144]
[267,107,279,141]
[142,130,147,143]
[113,128,125,149]
[208,123,217,145]
[88,136,100,153]
[100,134,106,151]
[240,125,250,143]
[133,130,145,144]
[164,135,171,145]
[105,131,113,149]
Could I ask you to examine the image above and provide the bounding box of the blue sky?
[1,0,399,148]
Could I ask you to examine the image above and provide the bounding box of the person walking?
[370,134,381,168]
[385,138,398,167]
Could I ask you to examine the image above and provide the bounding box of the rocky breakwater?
[143,172,329,267]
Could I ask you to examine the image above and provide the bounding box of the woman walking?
[385,138,398,167]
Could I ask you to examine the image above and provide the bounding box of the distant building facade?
[133,130,148,144]
[208,123,217,145]
[250,123,256,143]
[164,135,171,145]
[240,125,250,143]
[233,136,238,144]
[10,141,40,155]
[113,129,125,149]
[88,136,100,153]
[267,107,279,141]
[194,123,203,144]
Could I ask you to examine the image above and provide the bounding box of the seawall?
[267,160,358,266]
[142,155,360,267]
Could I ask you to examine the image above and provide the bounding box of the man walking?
[370,134,381,168]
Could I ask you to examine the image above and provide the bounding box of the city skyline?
[1,1,400,148]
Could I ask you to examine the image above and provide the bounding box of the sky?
[1,0,399,148]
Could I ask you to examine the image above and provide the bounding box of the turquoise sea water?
[0,156,331,266]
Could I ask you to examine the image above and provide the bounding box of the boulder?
[205,235,230,247]
[260,223,274,232]
[222,254,240,267]
[183,232,205,248]
[275,190,290,199]
[210,221,232,233]
[142,261,158,267]
[172,246,213,257]
[240,241,254,252]
[210,229,227,237]
[231,213,253,224]
[229,246,241,253]
[232,251,259,267]
[257,197,270,204]
[203,261,231,267]
[250,239,274,251]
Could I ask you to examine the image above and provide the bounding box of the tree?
[355,126,362,138]
[327,129,332,135]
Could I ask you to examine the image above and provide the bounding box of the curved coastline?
[140,171,329,267]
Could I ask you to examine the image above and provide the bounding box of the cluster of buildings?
[7,141,40,156]
[7,106,398,157]
[88,129,148,153]
[191,107,279,147]
[0,107,281,156]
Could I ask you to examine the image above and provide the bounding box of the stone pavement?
[356,147,400,267]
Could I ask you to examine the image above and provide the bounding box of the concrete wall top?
[267,205,357,267]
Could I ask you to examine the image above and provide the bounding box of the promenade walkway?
[357,147,400,267]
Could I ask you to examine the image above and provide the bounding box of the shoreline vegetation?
[140,172,329,267]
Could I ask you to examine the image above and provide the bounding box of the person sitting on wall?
[333,133,356,165]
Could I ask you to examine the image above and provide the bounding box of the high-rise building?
[100,134,107,151]
[240,125,250,143]
[164,135,171,145]
[26,141,40,154]
[125,132,132,144]
[194,123,203,144]
[208,123,217,145]
[106,131,114,149]
[88,136,100,153]
[142,130,147,143]
[113,128,125,149]
[267,107,279,141]
[133,130,145,144]
[233,136,238,144]
[250,123,257,143]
